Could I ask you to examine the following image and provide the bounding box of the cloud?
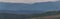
[0,0,58,3]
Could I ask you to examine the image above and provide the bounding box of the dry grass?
[28,14,60,19]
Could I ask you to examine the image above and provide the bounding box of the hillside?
[0,1,58,11]
[0,1,60,14]
[28,10,60,19]
[0,10,60,19]
[0,13,28,19]
[28,14,60,19]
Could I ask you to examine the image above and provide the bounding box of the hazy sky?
[0,0,58,3]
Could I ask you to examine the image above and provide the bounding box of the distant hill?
[0,1,59,11]
[0,1,60,14]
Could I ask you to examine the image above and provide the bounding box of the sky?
[0,0,58,3]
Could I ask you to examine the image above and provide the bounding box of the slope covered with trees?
[0,10,60,19]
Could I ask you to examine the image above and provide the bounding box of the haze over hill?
[0,1,60,14]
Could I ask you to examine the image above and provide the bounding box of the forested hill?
[0,10,60,19]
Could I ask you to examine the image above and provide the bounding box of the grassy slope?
[28,14,60,19]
